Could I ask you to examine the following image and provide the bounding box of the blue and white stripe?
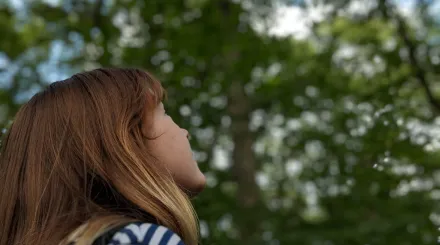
[108,223,185,245]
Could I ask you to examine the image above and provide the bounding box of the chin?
[185,173,206,198]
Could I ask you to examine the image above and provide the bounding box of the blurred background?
[1,0,440,244]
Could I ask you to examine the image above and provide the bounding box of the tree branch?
[383,0,440,113]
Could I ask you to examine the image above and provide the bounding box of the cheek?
[167,136,194,167]
[150,134,192,168]
[146,131,205,193]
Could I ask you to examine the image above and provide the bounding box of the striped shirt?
[106,223,185,245]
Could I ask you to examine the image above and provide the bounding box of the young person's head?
[0,68,206,245]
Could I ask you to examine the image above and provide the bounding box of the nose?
[183,129,190,139]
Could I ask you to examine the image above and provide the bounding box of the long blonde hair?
[0,68,199,245]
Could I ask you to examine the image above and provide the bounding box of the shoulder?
[107,222,185,245]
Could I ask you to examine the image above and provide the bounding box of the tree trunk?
[217,1,261,243]
[227,80,260,244]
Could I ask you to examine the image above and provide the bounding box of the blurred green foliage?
[1,0,440,244]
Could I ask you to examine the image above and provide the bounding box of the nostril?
[183,129,190,139]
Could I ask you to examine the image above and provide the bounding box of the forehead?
[154,102,165,113]
[146,82,166,106]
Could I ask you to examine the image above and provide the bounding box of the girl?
[0,68,206,245]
